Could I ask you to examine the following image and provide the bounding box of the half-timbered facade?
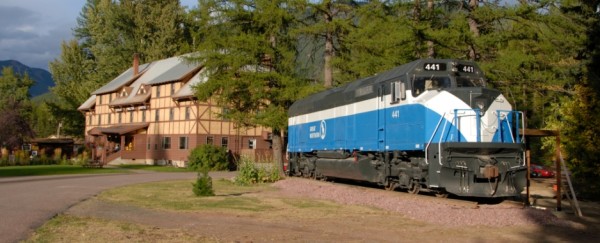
[78,54,272,167]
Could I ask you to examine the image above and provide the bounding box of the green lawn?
[0,165,126,177]
[0,164,193,178]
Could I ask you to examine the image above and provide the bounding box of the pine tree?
[294,0,357,87]
[191,0,316,172]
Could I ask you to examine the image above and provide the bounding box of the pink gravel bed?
[273,178,573,227]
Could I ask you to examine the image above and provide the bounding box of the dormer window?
[138,85,150,95]
[121,90,128,97]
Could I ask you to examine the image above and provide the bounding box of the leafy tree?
[335,1,419,82]
[50,0,191,137]
[549,0,600,199]
[31,101,57,138]
[49,40,98,136]
[0,67,35,149]
[294,0,357,87]
[191,0,318,174]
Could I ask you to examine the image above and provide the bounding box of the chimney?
[133,53,139,76]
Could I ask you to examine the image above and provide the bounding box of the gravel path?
[272,178,577,227]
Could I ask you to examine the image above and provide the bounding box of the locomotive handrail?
[425,112,447,165]
[438,115,450,165]
[496,110,525,143]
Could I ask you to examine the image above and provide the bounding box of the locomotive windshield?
[412,76,451,96]
[456,76,485,87]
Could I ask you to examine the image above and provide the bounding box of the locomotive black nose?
[447,88,501,114]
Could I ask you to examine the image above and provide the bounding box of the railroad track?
[290,177,530,210]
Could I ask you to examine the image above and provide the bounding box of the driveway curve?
[0,171,235,243]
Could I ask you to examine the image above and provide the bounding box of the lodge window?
[179,137,188,149]
[185,107,190,120]
[142,110,146,122]
[118,112,122,124]
[88,115,92,125]
[248,139,256,149]
[207,136,214,145]
[98,115,101,125]
[155,109,160,122]
[99,95,103,104]
[222,108,229,121]
[169,108,174,121]
[156,86,161,97]
[162,137,171,149]
[221,137,228,149]
[170,83,175,95]
[107,114,111,124]
[130,110,134,122]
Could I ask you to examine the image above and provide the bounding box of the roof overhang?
[87,123,149,136]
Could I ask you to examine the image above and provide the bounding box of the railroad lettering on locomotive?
[286,59,527,198]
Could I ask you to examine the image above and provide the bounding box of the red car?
[530,164,555,178]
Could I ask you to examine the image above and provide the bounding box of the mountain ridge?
[0,60,55,97]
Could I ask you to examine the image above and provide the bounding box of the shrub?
[188,144,228,171]
[234,156,280,186]
[192,171,215,197]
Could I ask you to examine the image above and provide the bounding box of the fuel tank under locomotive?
[291,150,385,183]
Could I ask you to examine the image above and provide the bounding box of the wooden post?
[556,135,562,211]
[526,149,531,206]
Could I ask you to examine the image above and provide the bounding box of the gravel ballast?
[273,178,575,227]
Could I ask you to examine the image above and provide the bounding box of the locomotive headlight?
[475,100,485,110]
[474,99,486,115]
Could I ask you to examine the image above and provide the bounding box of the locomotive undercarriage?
[287,150,448,197]
[287,143,527,198]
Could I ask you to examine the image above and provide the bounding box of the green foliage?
[31,102,58,138]
[192,171,215,197]
[49,0,191,137]
[234,156,280,186]
[0,67,35,149]
[187,144,228,171]
[192,0,307,132]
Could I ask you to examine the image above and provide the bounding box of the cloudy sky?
[0,0,197,70]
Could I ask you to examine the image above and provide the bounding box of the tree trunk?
[427,0,435,58]
[324,12,334,88]
[323,2,335,88]
[272,128,285,177]
[467,0,480,60]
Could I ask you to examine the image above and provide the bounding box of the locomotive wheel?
[434,191,449,198]
[407,181,420,194]
[385,182,397,191]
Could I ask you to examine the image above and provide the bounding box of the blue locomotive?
[286,59,527,198]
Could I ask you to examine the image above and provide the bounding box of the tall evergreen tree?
[294,0,357,87]
[191,0,317,171]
